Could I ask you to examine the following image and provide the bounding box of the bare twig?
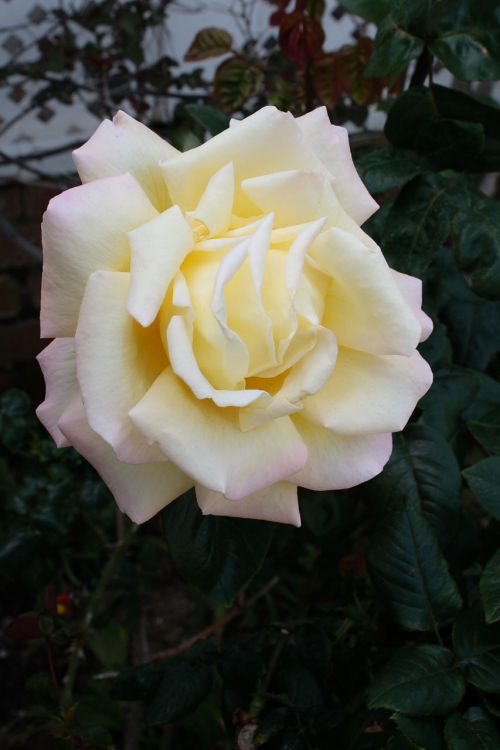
[0,213,41,264]
[150,576,280,662]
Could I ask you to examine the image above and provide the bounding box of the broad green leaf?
[365,16,424,77]
[86,621,128,670]
[382,174,451,276]
[340,0,391,24]
[418,368,479,442]
[369,425,462,544]
[145,660,213,726]
[468,404,500,455]
[392,714,445,750]
[162,491,274,605]
[463,458,500,521]
[214,56,263,112]
[185,104,229,136]
[385,85,500,170]
[453,610,500,693]
[368,500,462,631]
[184,27,232,61]
[367,645,465,716]
[430,0,500,81]
[444,708,500,749]
[450,182,500,300]
[355,148,420,194]
[480,550,500,624]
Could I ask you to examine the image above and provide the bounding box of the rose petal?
[36,338,78,448]
[303,348,432,435]
[391,270,434,342]
[128,205,194,327]
[196,482,301,526]
[186,162,235,236]
[59,396,192,523]
[76,270,166,463]
[161,106,322,216]
[291,416,392,490]
[297,107,379,224]
[73,110,177,211]
[129,367,308,500]
[41,173,157,338]
[314,227,421,356]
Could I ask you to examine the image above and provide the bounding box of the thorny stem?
[150,576,280,662]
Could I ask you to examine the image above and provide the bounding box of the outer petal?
[73,110,177,211]
[302,348,433,435]
[196,482,301,526]
[392,270,434,342]
[291,416,392,490]
[297,107,379,224]
[127,205,194,327]
[76,270,166,463]
[41,174,157,338]
[36,338,78,448]
[313,228,421,356]
[129,367,308,500]
[58,396,192,523]
[161,106,323,216]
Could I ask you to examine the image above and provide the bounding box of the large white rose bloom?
[37,106,433,526]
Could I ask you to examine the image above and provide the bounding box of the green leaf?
[419,367,479,442]
[369,425,462,544]
[184,27,232,61]
[214,56,263,112]
[185,104,229,136]
[340,0,391,24]
[480,550,500,624]
[382,174,451,276]
[444,708,500,749]
[463,458,500,521]
[367,645,465,716]
[385,85,500,170]
[453,610,500,693]
[392,714,445,750]
[86,621,128,670]
[368,501,462,632]
[450,182,500,300]
[162,491,274,605]
[355,148,420,194]
[145,660,213,726]
[365,16,424,77]
[430,0,500,81]
[467,404,500,455]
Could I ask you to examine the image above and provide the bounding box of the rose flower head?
[37,107,433,526]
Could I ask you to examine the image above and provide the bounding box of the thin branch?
[150,576,280,662]
[0,214,41,264]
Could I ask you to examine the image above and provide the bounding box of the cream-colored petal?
[36,338,78,448]
[73,110,177,211]
[314,228,421,356]
[303,348,433,435]
[187,162,234,236]
[161,106,322,216]
[297,107,379,224]
[76,270,165,464]
[391,270,434,342]
[58,396,192,523]
[167,315,268,407]
[196,482,301,526]
[41,173,157,338]
[291,416,392,490]
[129,368,308,500]
[240,326,337,431]
[127,205,194,327]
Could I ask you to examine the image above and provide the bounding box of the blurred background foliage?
[1,0,500,748]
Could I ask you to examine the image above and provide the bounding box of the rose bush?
[37,106,432,526]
